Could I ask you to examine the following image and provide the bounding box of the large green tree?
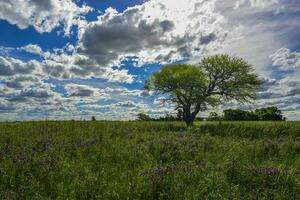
[145,55,262,127]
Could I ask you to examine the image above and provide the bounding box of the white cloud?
[65,83,107,98]
[215,0,300,76]
[234,0,279,8]
[270,48,300,71]
[78,0,227,67]
[235,45,300,120]
[0,99,15,112]
[18,44,53,59]
[20,44,43,55]
[1,0,300,121]
[0,0,92,35]
[153,96,168,105]
[0,56,41,76]
[0,46,135,85]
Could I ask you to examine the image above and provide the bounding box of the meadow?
[0,121,299,199]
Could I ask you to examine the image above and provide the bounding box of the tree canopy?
[145,54,262,127]
[255,106,285,121]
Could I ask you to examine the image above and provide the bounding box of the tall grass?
[0,121,299,199]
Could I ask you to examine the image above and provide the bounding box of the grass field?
[0,121,299,199]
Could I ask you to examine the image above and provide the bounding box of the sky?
[0,0,300,121]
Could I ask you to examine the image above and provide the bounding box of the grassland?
[0,121,299,199]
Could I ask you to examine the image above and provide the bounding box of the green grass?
[0,121,299,199]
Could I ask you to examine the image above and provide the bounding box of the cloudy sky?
[0,0,299,121]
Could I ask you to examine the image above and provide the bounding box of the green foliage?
[224,107,285,121]
[224,109,259,121]
[146,55,262,127]
[137,113,152,121]
[255,106,285,121]
[200,55,262,102]
[0,121,299,199]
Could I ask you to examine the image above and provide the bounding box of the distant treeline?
[211,106,286,121]
[137,106,286,121]
[136,113,205,122]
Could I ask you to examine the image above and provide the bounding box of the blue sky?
[0,0,300,121]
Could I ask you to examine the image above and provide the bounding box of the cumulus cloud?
[153,97,168,105]
[81,100,150,114]
[0,43,135,83]
[117,101,136,108]
[20,44,43,55]
[0,80,83,120]
[78,0,227,67]
[270,48,300,71]
[4,75,40,89]
[0,0,91,35]
[0,56,41,76]
[18,44,53,58]
[1,0,300,120]
[244,47,300,120]
[258,77,300,99]
[21,87,52,99]
[234,0,279,8]
[216,0,300,76]
[8,82,56,102]
[0,100,15,112]
[75,0,300,78]
[65,84,99,97]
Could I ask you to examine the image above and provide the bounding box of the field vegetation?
[0,121,299,199]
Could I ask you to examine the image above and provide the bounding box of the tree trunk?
[185,118,194,127]
[182,106,201,127]
[183,111,195,127]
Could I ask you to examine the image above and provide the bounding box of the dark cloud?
[287,88,300,97]
[0,102,15,112]
[79,12,175,65]
[4,75,40,89]
[21,88,52,99]
[0,56,38,76]
[5,81,23,89]
[199,33,217,45]
[69,89,94,97]
[78,1,225,66]
[29,0,55,10]
[65,84,98,97]
[116,101,137,108]
[42,61,71,79]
